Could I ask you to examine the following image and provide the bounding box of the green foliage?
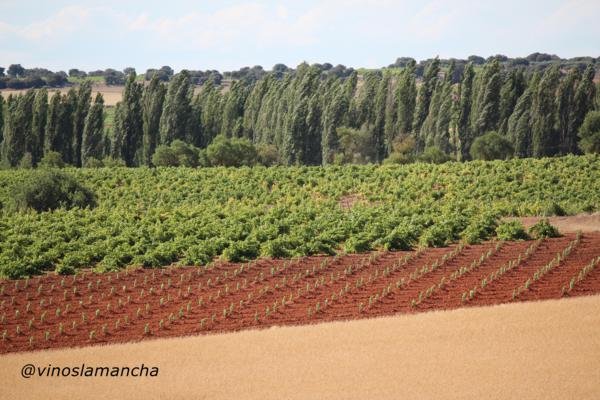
[496,220,529,241]
[39,151,65,168]
[470,131,514,160]
[11,170,97,212]
[578,111,600,154]
[419,146,450,164]
[205,135,257,167]
[151,140,199,167]
[528,218,560,239]
[0,155,598,278]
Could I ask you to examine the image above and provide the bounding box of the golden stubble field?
[1,294,598,400]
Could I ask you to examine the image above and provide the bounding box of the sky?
[0,0,599,73]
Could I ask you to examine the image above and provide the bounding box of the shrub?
[206,135,258,167]
[419,146,450,164]
[222,239,259,262]
[529,218,560,239]
[11,170,97,212]
[152,141,199,167]
[470,131,514,160]
[102,157,126,167]
[419,225,453,247]
[343,234,372,253]
[151,145,178,167]
[39,151,65,168]
[496,220,529,240]
[461,213,499,244]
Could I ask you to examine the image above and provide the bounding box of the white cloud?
[20,5,93,40]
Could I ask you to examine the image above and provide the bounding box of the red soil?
[1,232,600,354]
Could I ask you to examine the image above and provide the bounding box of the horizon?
[1,0,599,73]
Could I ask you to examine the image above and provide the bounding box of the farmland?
[1,155,600,353]
[1,222,599,353]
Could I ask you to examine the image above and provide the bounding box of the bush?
[39,151,65,168]
[222,239,259,262]
[578,111,600,154]
[496,220,529,240]
[343,234,372,253]
[206,135,258,167]
[419,146,450,164]
[151,145,178,167]
[102,157,126,167]
[461,213,499,244]
[529,218,560,239]
[419,224,454,247]
[151,141,199,167]
[470,131,514,160]
[11,170,97,212]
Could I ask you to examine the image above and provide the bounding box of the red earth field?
[1,232,599,354]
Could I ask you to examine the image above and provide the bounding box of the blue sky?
[1,0,598,72]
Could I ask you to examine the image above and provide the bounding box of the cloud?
[18,5,93,40]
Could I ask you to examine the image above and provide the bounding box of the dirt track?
[1,295,599,400]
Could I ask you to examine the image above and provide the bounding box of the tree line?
[0,58,598,169]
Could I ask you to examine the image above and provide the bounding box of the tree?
[205,135,257,166]
[336,126,376,164]
[531,65,560,157]
[113,74,143,166]
[82,93,105,165]
[472,59,501,137]
[569,65,596,153]
[322,87,348,165]
[31,89,48,164]
[1,95,26,166]
[395,60,417,137]
[142,74,166,165]
[72,81,92,166]
[413,57,440,135]
[7,64,25,78]
[453,63,475,160]
[578,111,600,154]
[159,71,193,145]
[507,73,540,157]
[470,131,514,160]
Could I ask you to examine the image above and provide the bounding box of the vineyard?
[1,232,599,353]
[1,155,599,280]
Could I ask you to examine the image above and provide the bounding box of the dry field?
[1,232,599,354]
[0,294,599,399]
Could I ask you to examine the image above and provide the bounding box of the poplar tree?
[31,89,48,164]
[395,60,417,136]
[82,93,104,165]
[412,58,440,134]
[72,81,92,166]
[142,74,166,165]
[531,65,560,157]
[113,74,143,165]
[160,71,193,145]
[1,95,25,166]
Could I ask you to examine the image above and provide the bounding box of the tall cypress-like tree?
[412,58,440,134]
[304,93,323,165]
[31,89,48,164]
[498,69,526,134]
[82,93,104,165]
[59,89,77,164]
[473,59,501,137]
[19,90,35,164]
[569,65,596,153]
[322,87,348,165]
[160,70,193,145]
[531,65,561,157]
[242,76,271,140]
[45,92,62,155]
[454,63,475,160]
[508,73,540,158]
[555,68,580,154]
[142,74,166,165]
[1,95,26,166]
[434,63,456,153]
[72,81,92,166]
[372,72,390,161]
[395,60,417,137]
[221,80,249,138]
[113,74,143,165]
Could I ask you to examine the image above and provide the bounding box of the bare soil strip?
[1,295,599,400]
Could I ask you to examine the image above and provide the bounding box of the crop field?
[1,232,599,353]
